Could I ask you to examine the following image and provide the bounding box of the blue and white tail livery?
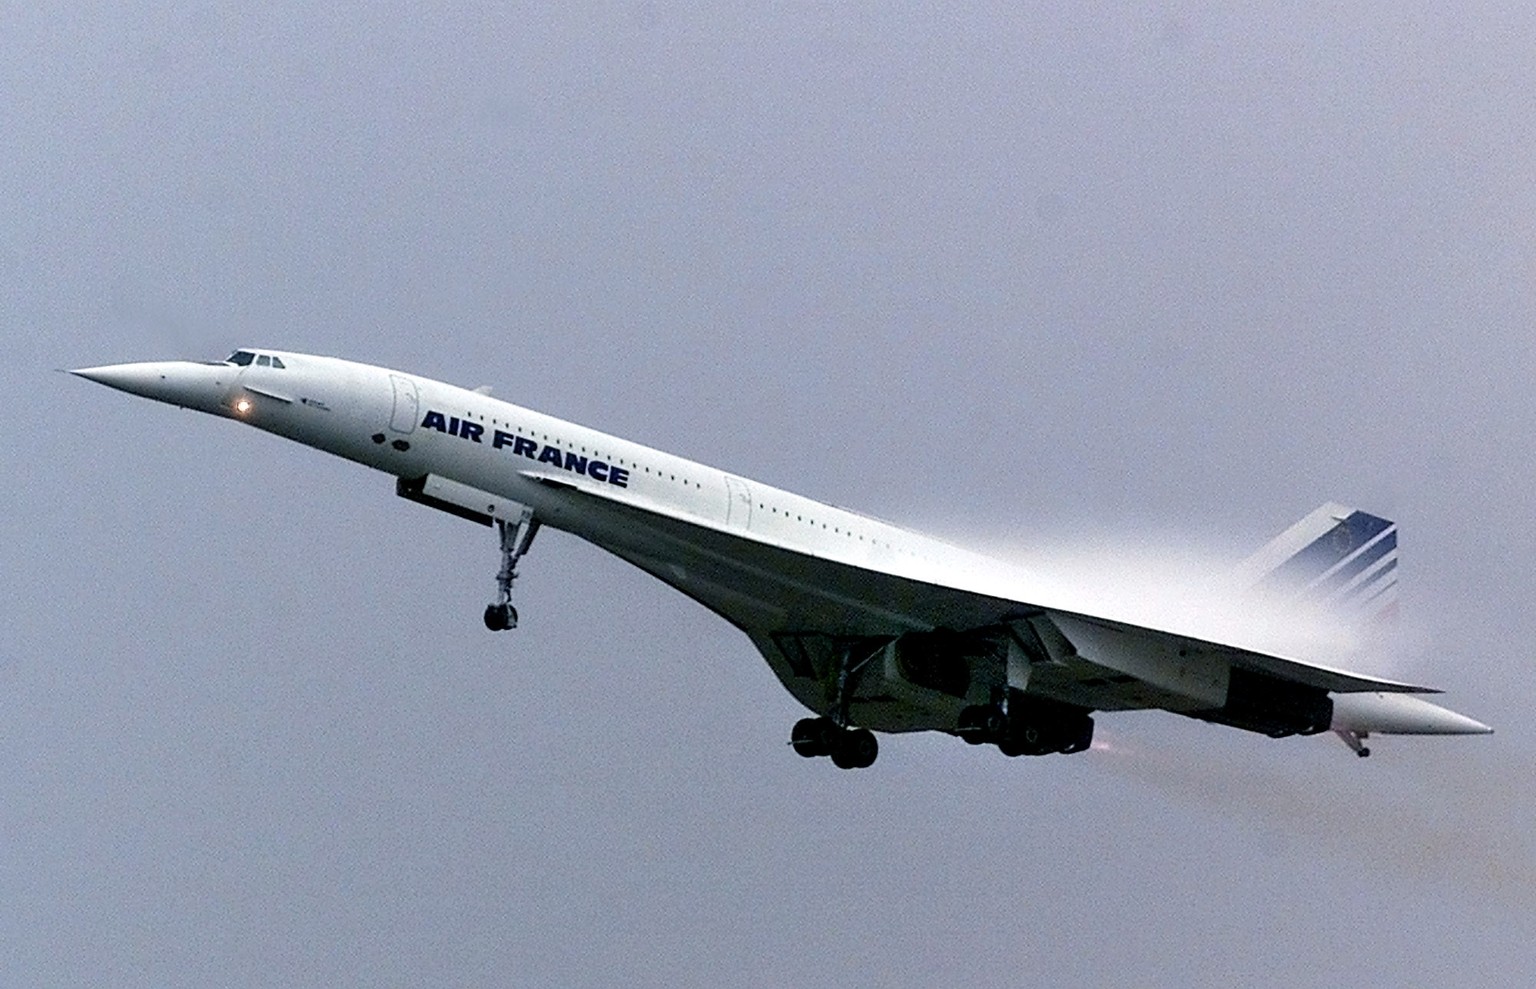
[1238,502,1399,627]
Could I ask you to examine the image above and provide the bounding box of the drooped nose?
[69,361,235,414]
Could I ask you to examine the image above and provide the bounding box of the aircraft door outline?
[725,475,753,530]
[389,375,419,433]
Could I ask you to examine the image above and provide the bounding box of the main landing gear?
[483,507,540,632]
[791,717,879,769]
[956,699,1095,757]
[789,639,884,769]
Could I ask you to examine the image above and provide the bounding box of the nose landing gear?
[484,507,539,631]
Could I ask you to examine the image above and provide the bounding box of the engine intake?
[892,629,979,698]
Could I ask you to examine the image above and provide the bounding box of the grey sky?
[7,2,1536,985]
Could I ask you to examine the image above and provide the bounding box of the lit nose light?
[235,397,253,415]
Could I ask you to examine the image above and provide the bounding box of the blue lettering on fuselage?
[421,409,630,488]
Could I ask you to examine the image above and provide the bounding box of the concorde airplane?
[70,349,1490,768]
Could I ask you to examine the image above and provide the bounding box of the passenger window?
[271,356,285,369]
[257,355,271,367]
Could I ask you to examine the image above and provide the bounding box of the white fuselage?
[232,351,1050,608]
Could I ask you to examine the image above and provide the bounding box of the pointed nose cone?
[69,360,233,415]
[69,363,169,399]
[1446,711,1495,735]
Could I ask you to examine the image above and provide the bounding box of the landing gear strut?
[484,506,539,631]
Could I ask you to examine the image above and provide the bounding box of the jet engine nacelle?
[1190,667,1334,738]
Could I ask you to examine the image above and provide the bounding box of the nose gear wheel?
[483,603,518,631]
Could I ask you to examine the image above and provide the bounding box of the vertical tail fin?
[1234,502,1399,626]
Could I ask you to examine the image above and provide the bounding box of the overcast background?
[5,3,1535,986]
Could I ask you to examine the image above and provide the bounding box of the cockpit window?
[271,356,286,369]
[228,350,255,366]
[257,354,271,367]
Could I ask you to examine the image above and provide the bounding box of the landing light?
[234,397,252,415]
